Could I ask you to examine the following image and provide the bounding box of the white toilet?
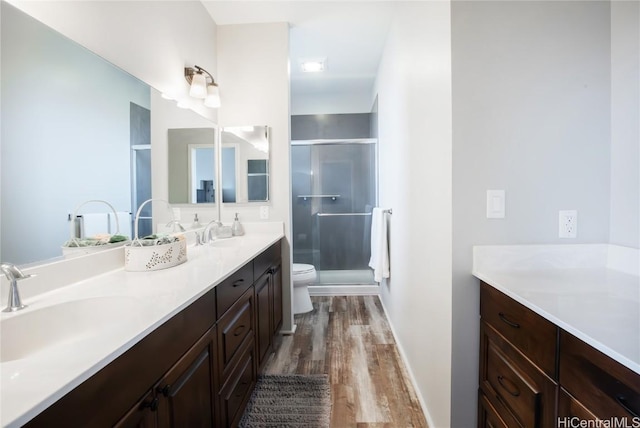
[292,263,316,314]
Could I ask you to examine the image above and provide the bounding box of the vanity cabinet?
[253,240,282,371]
[24,239,283,428]
[479,282,558,428]
[559,330,640,422]
[479,281,640,428]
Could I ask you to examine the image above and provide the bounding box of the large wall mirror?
[0,2,215,265]
[220,126,270,204]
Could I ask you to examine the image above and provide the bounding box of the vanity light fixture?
[184,65,221,108]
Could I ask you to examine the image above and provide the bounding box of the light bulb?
[189,72,207,99]
[204,84,221,108]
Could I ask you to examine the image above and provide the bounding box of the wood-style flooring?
[264,295,429,427]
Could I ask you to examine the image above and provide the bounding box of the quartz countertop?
[473,244,640,375]
[0,229,284,428]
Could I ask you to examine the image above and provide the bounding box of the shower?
[291,139,377,286]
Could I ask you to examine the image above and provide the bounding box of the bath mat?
[238,374,331,428]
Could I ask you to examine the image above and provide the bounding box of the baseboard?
[279,324,297,335]
[308,284,380,296]
[378,297,437,428]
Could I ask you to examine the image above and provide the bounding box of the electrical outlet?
[259,206,269,220]
[559,210,577,238]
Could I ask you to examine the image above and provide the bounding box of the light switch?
[486,190,505,219]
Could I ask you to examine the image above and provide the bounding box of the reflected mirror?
[168,128,217,204]
[0,2,215,265]
[221,126,270,203]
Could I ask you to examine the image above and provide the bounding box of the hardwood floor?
[264,295,429,427]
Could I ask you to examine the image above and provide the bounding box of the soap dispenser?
[191,213,201,229]
[231,213,244,236]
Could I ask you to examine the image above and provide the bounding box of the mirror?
[220,126,270,203]
[0,2,215,266]
[168,128,217,204]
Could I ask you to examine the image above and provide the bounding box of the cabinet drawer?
[218,288,254,380]
[559,330,640,420]
[219,339,256,428]
[558,387,599,423]
[253,240,281,279]
[480,322,557,428]
[478,391,509,428]
[480,282,558,378]
[217,262,253,318]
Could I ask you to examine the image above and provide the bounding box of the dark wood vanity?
[24,240,282,428]
[478,281,640,428]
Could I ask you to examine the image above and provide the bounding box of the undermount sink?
[0,296,137,363]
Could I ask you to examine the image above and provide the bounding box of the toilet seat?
[292,263,317,284]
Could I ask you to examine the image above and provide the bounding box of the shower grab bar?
[316,212,372,217]
[298,194,340,201]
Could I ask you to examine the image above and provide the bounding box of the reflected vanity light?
[184,65,220,108]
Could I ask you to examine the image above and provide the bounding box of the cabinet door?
[255,272,272,370]
[156,326,218,428]
[271,264,282,335]
[114,390,158,428]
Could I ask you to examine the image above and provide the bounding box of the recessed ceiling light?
[301,59,326,73]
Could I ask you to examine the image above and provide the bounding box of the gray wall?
[291,114,372,140]
[610,1,640,249]
[451,2,612,426]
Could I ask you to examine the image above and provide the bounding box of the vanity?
[0,229,284,428]
[474,245,640,427]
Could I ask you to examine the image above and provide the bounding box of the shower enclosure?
[291,139,377,286]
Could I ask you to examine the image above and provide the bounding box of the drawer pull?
[157,384,171,397]
[233,325,246,337]
[142,397,159,412]
[615,394,640,418]
[497,375,521,397]
[498,312,520,329]
[232,279,245,287]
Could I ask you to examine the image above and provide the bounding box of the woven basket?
[124,199,187,272]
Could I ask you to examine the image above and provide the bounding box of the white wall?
[374,3,453,427]
[451,2,612,427]
[216,23,293,332]
[610,1,640,249]
[7,0,218,122]
[292,85,373,115]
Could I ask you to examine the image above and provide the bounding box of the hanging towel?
[368,207,390,282]
[81,213,109,238]
[109,212,132,238]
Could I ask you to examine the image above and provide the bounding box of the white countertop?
[0,229,284,428]
[473,244,640,375]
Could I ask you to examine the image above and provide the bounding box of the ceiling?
[202,1,395,104]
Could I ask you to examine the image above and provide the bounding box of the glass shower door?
[291,141,376,285]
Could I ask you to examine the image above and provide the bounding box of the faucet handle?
[0,263,34,281]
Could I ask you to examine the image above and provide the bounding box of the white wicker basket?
[124,199,187,272]
[62,199,130,258]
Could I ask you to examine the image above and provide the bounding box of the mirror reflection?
[167,128,217,204]
[0,2,213,266]
[221,126,270,203]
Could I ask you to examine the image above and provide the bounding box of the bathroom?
[1,1,639,427]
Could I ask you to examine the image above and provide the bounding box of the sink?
[0,296,137,363]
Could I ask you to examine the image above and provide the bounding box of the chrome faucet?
[198,220,222,245]
[166,220,186,233]
[1,263,35,312]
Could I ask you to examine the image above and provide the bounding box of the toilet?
[292,263,316,314]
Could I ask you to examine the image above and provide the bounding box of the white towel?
[81,213,109,238]
[368,207,390,282]
[109,212,132,238]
